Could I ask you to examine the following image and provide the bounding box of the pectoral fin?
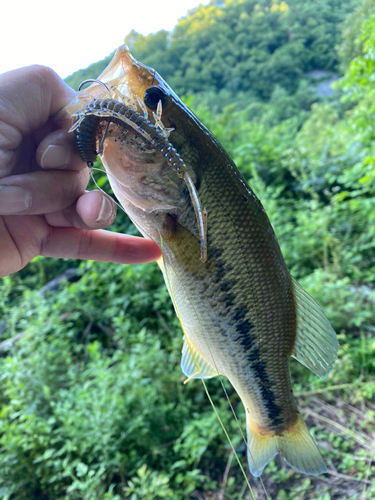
[181,337,219,382]
[292,277,338,378]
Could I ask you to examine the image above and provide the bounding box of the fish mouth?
[65,46,205,253]
[65,45,167,115]
[64,46,189,216]
[95,45,159,104]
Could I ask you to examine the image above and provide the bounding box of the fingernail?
[40,145,70,169]
[0,186,31,214]
[95,196,114,223]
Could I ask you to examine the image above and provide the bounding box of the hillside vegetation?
[1,0,375,499]
[66,0,355,123]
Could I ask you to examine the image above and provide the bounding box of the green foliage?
[124,0,354,99]
[66,0,356,125]
[0,261,241,499]
[337,0,375,70]
[338,9,375,144]
[124,464,173,499]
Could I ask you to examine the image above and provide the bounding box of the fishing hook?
[78,78,110,92]
[97,122,110,155]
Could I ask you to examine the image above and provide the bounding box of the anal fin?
[181,337,219,382]
[292,277,338,378]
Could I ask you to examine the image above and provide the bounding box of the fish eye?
[143,86,167,110]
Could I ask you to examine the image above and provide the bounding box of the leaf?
[76,462,89,477]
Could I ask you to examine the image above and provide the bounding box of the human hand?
[0,65,161,278]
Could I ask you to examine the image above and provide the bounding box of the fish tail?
[246,414,327,477]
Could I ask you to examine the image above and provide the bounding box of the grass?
[200,380,375,500]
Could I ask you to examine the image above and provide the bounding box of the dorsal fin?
[292,277,338,378]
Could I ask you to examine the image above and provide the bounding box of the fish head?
[67,46,217,249]
[96,45,207,154]
[68,46,201,217]
[70,45,213,163]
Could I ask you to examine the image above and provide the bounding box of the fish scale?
[162,161,297,431]
[68,45,338,478]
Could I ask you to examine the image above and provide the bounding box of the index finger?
[41,227,162,264]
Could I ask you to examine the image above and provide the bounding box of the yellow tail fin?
[246,414,327,477]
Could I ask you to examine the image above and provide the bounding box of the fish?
[67,45,338,478]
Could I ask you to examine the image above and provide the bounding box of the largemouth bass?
[68,46,338,477]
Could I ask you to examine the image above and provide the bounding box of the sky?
[1,0,209,79]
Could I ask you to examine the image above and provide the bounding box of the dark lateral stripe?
[210,243,283,426]
[232,307,282,426]
[247,346,283,427]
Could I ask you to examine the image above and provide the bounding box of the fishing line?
[83,128,263,496]
[97,122,111,155]
[89,164,267,498]
[185,337,257,500]
[88,167,126,214]
[160,245,257,500]
[190,164,271,495]
[200,339,270,499]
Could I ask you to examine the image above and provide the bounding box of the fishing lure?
[70,87,208,262]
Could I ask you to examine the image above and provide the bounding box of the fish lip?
[65,45,182,124]
[94,46,164,106]
[65,46,150,114]
[96,45,180,108]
